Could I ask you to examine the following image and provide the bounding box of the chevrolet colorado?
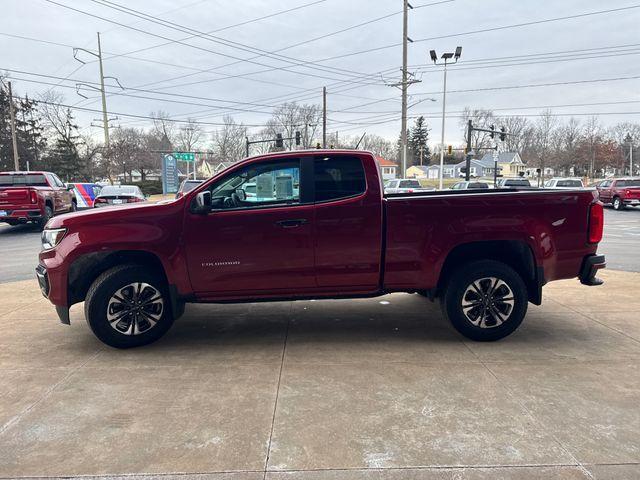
[0,171,76,228]
[37,150,605,348]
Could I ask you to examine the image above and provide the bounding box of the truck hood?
[46,199,181,229]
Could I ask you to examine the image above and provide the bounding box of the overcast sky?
[2,0,639,146]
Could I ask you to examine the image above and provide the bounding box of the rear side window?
[0,174,48,186]
[617,180,640,187]
[469,182,488,189]
[557,180,582,187]
[314,156,366,202]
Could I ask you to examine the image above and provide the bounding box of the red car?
[595,178,640,210]
[0,171,76,229]
[37,150,605,348]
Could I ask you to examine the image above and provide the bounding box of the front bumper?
[35,264,70,324]
[579,254,606,286]
[623,199,640,206]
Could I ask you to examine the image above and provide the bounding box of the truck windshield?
[399,180,420,188]
[0,174,48,186]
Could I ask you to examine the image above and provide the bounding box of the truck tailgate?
[0,187,32,206]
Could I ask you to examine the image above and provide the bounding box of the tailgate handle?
[276,218,307,228]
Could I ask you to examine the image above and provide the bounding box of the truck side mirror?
[194,191,212,213]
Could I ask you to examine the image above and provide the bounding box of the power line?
[311,4,640,63]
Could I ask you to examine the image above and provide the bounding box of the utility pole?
[8,82,20,171]
[322,86,327,148]
[400,0,409,178]
[419,144,424,166]
[97,32,110,152]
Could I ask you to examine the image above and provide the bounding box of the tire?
[441,260,528,341]
[612,197,624,210]
[70,200,77,212]
[39,205,53,230]
[84,265,175,348]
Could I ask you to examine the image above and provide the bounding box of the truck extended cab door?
[183,157,317,297]
[311,154,383,290]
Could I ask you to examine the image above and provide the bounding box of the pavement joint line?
[548,298,640,347]
[262,305,292,480]
[0,348,104,438]
[458,340,595,479]
[3,462,636,478]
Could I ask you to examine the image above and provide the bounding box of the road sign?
[173,152,195,162]
[162,154,180,194]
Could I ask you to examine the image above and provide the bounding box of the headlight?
[41,228,67,250]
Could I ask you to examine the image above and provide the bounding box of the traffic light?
[275,133,283,148]
[447,145,452,155]
[489,125,495,139]
[295,130,301,146]
[499,126,506,141]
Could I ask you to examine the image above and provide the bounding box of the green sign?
[173,152,195,162]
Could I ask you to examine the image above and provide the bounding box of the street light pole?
[429,47,461,190]
[400,0,409,178]
[626,133,634,176]
[438,59,448,191]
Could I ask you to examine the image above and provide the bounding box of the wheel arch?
[67,250,169,307]
[436,240,543,305]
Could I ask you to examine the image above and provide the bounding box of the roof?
[455,158,495,169]
[427,164,457,170]
[479,152,521,164]
[407,165,430,172]
[375,155,397,167]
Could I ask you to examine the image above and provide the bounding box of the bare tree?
[176,118,203,152]
[150,110,176,148]
[211,115,246,163]
[459,108,496,154]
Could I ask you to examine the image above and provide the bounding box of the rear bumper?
[0,208,42,222]
[579,254,606,286]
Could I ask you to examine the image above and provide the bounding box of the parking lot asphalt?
[1,205,639,284]
[1,269,639,479]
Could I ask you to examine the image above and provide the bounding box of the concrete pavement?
[1,270,640,479]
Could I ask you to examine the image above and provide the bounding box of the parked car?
[595,178,640,210]
[37,150,605,348]
[68,182,102,209]
[544,178,584,189]
[495,178,532,188]
[384,178,433,194]
[93,185,146,207]
[175,179,204,199]
[450,181,489,190]
[0,171,76,229]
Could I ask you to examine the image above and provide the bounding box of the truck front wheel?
[441,260,528,341]
[84,265,175,348]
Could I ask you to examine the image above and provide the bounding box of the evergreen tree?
[0,84,45,171]
[408,116,431,166]
[42,109,83,181]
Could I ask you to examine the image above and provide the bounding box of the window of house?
[315,156,366,202]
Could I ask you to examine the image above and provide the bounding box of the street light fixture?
[430,46,462,190]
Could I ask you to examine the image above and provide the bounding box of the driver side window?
[208,159,301,210]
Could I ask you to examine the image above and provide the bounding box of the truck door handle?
[276,218,308,228]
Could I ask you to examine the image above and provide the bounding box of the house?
[197,160,234,178]
[375,156,398,180]
[406,165,430,178]
[115,169,162,183]
[425,164,457,179]
[478,152,526,177]
[453,157,496,178]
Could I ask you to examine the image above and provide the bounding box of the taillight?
[626,189,631,196]
[30,190,38,204]
[407,189,414,193]
[127,197,143,203]
[588,202,604,244]
[94,198,107,206]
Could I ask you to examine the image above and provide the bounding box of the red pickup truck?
[0,171,76,228]
[595,178,640,210]
[37,150,605,348]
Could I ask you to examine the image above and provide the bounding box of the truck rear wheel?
[441,260,528,341]
[38,205,53,230]
[84,265,174,348]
